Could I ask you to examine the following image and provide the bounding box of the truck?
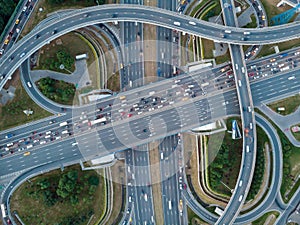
[59,121,68,127]
[280,53,288,58]
[179,199,183,216]
[280,66,290,72]
[88,117,107,126]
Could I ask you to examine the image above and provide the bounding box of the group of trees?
[42,49,75,72]
[37,77,75,104]
[0,0,18,34]
[247,146,265,200]
[208,144,234,194]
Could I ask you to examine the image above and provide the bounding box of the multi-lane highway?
[2,4,300,90]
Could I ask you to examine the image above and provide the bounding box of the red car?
[127,114,133,118]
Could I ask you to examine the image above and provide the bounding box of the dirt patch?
[149,142,164,225]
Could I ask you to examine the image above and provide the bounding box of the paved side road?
[257,103,300,147]
[30,60,91,89]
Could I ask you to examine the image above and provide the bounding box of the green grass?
[255,109,300,202]
[252,211,279,225]
[267,94,300,115]
[35,32,96,74]
[10,164,106,225]
[246,125,268,200]
[187,207,209,225]
[207,117,243,196]
[0,74,52,131]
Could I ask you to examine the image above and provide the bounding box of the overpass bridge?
[1,4,300,90]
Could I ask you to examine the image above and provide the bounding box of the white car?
[20,52,26,58]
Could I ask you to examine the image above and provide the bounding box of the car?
[15,19,20,24]
[4,39,9,45]
[72,142,78,146]
[20,52,26,58]
[24,152,30,156]
[127,114,133,118]
[51,30,57,35]
[22,6,27,12]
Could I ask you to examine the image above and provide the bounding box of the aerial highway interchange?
[0,1,300,225]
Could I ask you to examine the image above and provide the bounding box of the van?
[248,106,251,112]
[27,144,33,149]
[161,152,164,160]
[239,180,243,187]
[238,80,242,87]
[239,195,243,202]
[246,145,250,153]
[174,21,181,26]
[250,123,253,129]
[45,135,51,139]
[225,30,231,34]
[45,131,51,135]
[62,130,68,135]
[129,196,132,202]
[243,31,250,35]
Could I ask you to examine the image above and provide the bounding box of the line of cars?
[0,122,73,157]
[1,0,34,57]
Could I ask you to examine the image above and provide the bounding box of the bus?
[88,117,107,126]
[168,200,172,210]
[1,204,6,218]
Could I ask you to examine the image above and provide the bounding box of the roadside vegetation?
[38,48,75,73]
[267,94,300,115]
[187,207,209,225]
[10,165,105,225]
[36,77,76,105]
[251,211,279,225]
[207,117,242,196]
[0,0,19,34]
[247,126,268,200]
[256,109,300,202]
[0,72,52,131]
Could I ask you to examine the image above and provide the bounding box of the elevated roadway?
[1,4,300,89]
[216,0,257,224]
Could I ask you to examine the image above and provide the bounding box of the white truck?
[59,121,68,127]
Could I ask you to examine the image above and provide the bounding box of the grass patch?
[36,77,76,105]
[35,32,96,73]
[10,164,105,225]
[255,109,300,202]
[187,207,209,225]
[202,39,214,59]
[243,14,257,28]
[0,72,52,131]
[247,125,268,200]
[106,72,120,92]
[257,39,300,59]
[267,94,300,115]
[251,211,279,225]
[207,117,242,196]
[215,51,230,64]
